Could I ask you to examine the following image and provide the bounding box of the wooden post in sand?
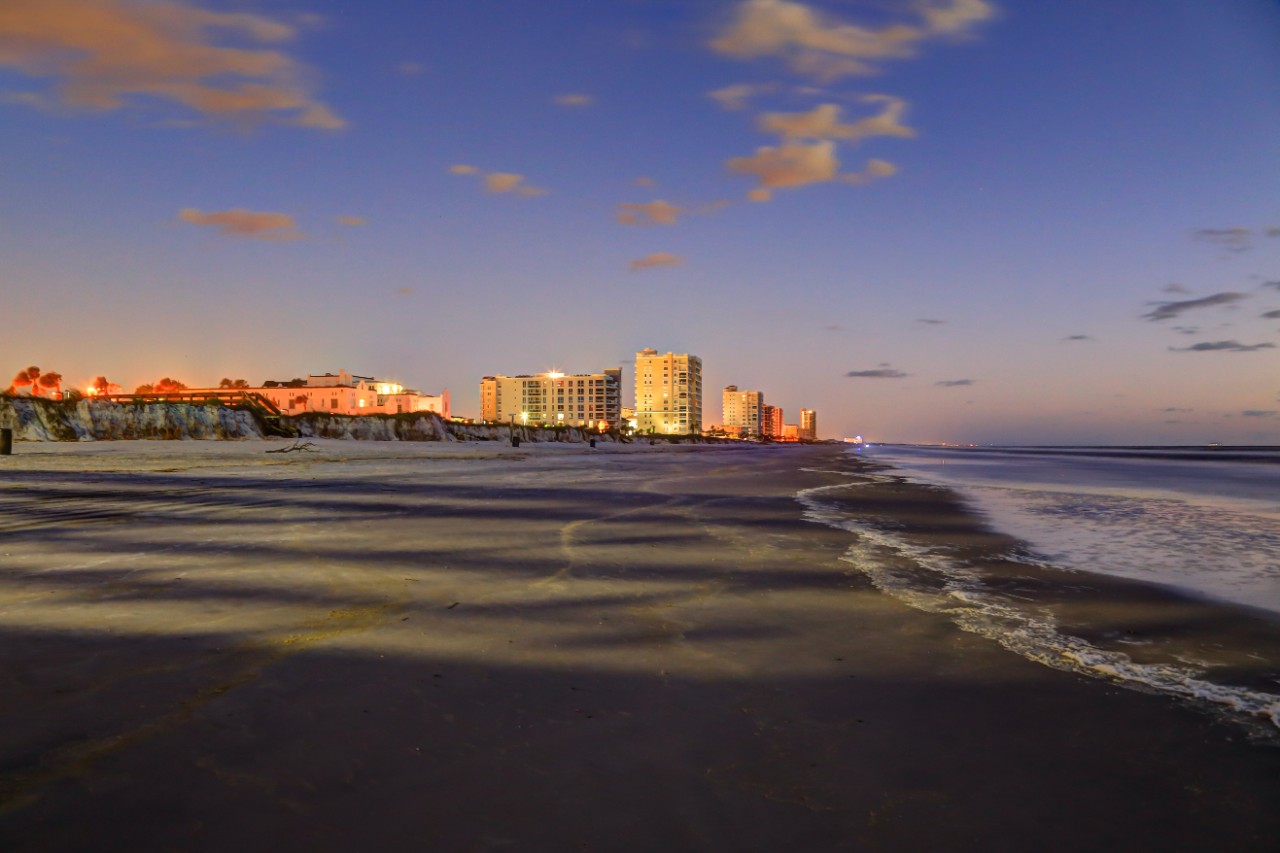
[0,428,12,455]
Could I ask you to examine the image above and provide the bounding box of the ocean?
[797,444,1280,739]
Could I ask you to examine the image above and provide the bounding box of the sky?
[2,0,1279,445]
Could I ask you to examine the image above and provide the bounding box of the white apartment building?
[634,348,702,434]
[721,385,764,437]
[479,369,622,428]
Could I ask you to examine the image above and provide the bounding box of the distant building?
[781,423,800,441]
[257,370,450,418]
[634,349,702,434]
[721,385,764,437]
[479,368,622,428]
[799,408,817,440]
[762,404,783,438]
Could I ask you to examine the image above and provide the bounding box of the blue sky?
[2,0,1279,443]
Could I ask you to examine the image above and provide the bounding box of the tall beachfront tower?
[762,404,783,438]
[722,385,764,437]
[799,408,817,440]
[634,348,702,434]
[480,368,622,428]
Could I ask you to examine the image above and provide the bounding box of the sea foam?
[795,474,1280,740]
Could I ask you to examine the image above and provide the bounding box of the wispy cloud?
[616,200,683,226]
[335,215,365,226]
[1193,227,1255,253]
[707,82,779,111]
[1264,281,1280,291]
[758,97,914,143]
[450,165,547,197]
[1242,410,1278,418]
[1261,309,1280,319]
[0,0,343,129]
[398,61,425,76]
[845,367,909,379]
[485,173,525,193]
[1144,291,1246,321]
[0,90,48,109]
[396,286,414,297]
[1063,334,1093,341]
[1162,283,1191,294]
[1169,340,1276,353]
[554,93,594,107]
[710,0,996,81]
[632,176,656,187]
[629,252,684,272]
[1161,407,1193,413]
[178,207,301,240]
[822,323,845,332]
[841,158,896,185]
[916,318,945,326]
[936,379,974,387]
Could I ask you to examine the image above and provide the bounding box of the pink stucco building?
[258,370,450,418]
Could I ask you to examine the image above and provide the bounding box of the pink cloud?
[629,252,684,272]
[0,0,344,129]
[178,207,302,240]
[616,200,683,226]
[711,0,995,80]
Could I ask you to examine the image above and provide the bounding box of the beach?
[1,440,1279,851]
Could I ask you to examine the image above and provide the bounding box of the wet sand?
[1,440,1278,850]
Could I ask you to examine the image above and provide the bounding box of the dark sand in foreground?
[0,441,1278,851]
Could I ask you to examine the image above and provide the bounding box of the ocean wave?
[795,477,1280,740]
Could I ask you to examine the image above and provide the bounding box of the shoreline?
[802,451,1280,738]
[1,442,1278,849]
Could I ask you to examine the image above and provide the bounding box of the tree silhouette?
[6,367,53,397]
[154,377,187,393]
[7,370,32,396]
[37,372,63,398]
[19,366,40,397]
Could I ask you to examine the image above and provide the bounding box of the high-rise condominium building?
[722,385,764,437]
[634,348,702,434]
[762,404,783,438]
[799,408,817,440]
[480,369,622,428]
